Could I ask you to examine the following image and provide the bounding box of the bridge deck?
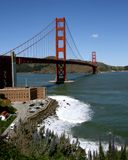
[16,57,97,68]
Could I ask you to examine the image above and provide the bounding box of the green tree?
[120,145,127,160]
[0,94,5,99]
[99,141,105,160]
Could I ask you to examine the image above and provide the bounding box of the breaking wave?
[52,95,92,123]
[40,95,121,152]
[41,96,95,150]
[43,95,92,136]
[39,96,120,153]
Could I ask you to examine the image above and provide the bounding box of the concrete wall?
[0,56,12,88]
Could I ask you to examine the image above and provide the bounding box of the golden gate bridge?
[0,17,97,88]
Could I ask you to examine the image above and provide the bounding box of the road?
[1,102,30,137]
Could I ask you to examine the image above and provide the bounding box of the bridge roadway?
[0,55,97,88]
[16,57,97,68]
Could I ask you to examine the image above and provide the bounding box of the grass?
[0,115,16,134]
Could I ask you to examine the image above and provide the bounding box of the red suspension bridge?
[0,18,97,88]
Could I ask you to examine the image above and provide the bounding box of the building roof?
[0,87,45,91]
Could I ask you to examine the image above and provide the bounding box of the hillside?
[97,62,126,72]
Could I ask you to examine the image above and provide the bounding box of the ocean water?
[17,72,128,151]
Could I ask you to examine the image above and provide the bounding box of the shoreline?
[6,96,123,154]
[24,98,58,126]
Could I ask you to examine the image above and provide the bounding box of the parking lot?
[2,98,51,138]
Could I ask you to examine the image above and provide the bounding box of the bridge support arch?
[56,18,66,83]
[0,52,16,89]
[92,66,97,74]
[0,55,12,88]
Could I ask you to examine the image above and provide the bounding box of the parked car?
[29,103,35,107]
[10,123,16,130]
[40,102,44,106]
[29,108,36,113]
[35,105,42,109]
[37,124,40,127]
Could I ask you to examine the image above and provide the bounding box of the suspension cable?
[16,27,55,56]
[1,20,55,56]
[66,38,80,60]
[66,20,84,60]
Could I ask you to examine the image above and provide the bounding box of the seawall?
[24,98,58,125]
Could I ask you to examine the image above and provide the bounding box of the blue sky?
[0,0,128,66]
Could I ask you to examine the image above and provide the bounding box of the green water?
[48,72,128,143]
[17,72,128,144]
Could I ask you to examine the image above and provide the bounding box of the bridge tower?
[92,51,97,74]
[56,18,66,83]
[92,51,96,64]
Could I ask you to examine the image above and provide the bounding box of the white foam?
[50,95,92,124]
[41,95,121,153]
[79,138,121,153]
[42,95,92,137]
[79,139,107,153]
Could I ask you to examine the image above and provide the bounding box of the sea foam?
[41,95,121,153]
[42,95,92,136]
[51,95,92,123]
[41,96,96,149]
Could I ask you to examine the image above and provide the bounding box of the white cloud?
[91,33,99,38]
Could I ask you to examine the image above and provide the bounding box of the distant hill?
[97,62,125,72]
[16,57,127,73]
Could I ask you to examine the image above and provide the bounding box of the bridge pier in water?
[92,66,97,74]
